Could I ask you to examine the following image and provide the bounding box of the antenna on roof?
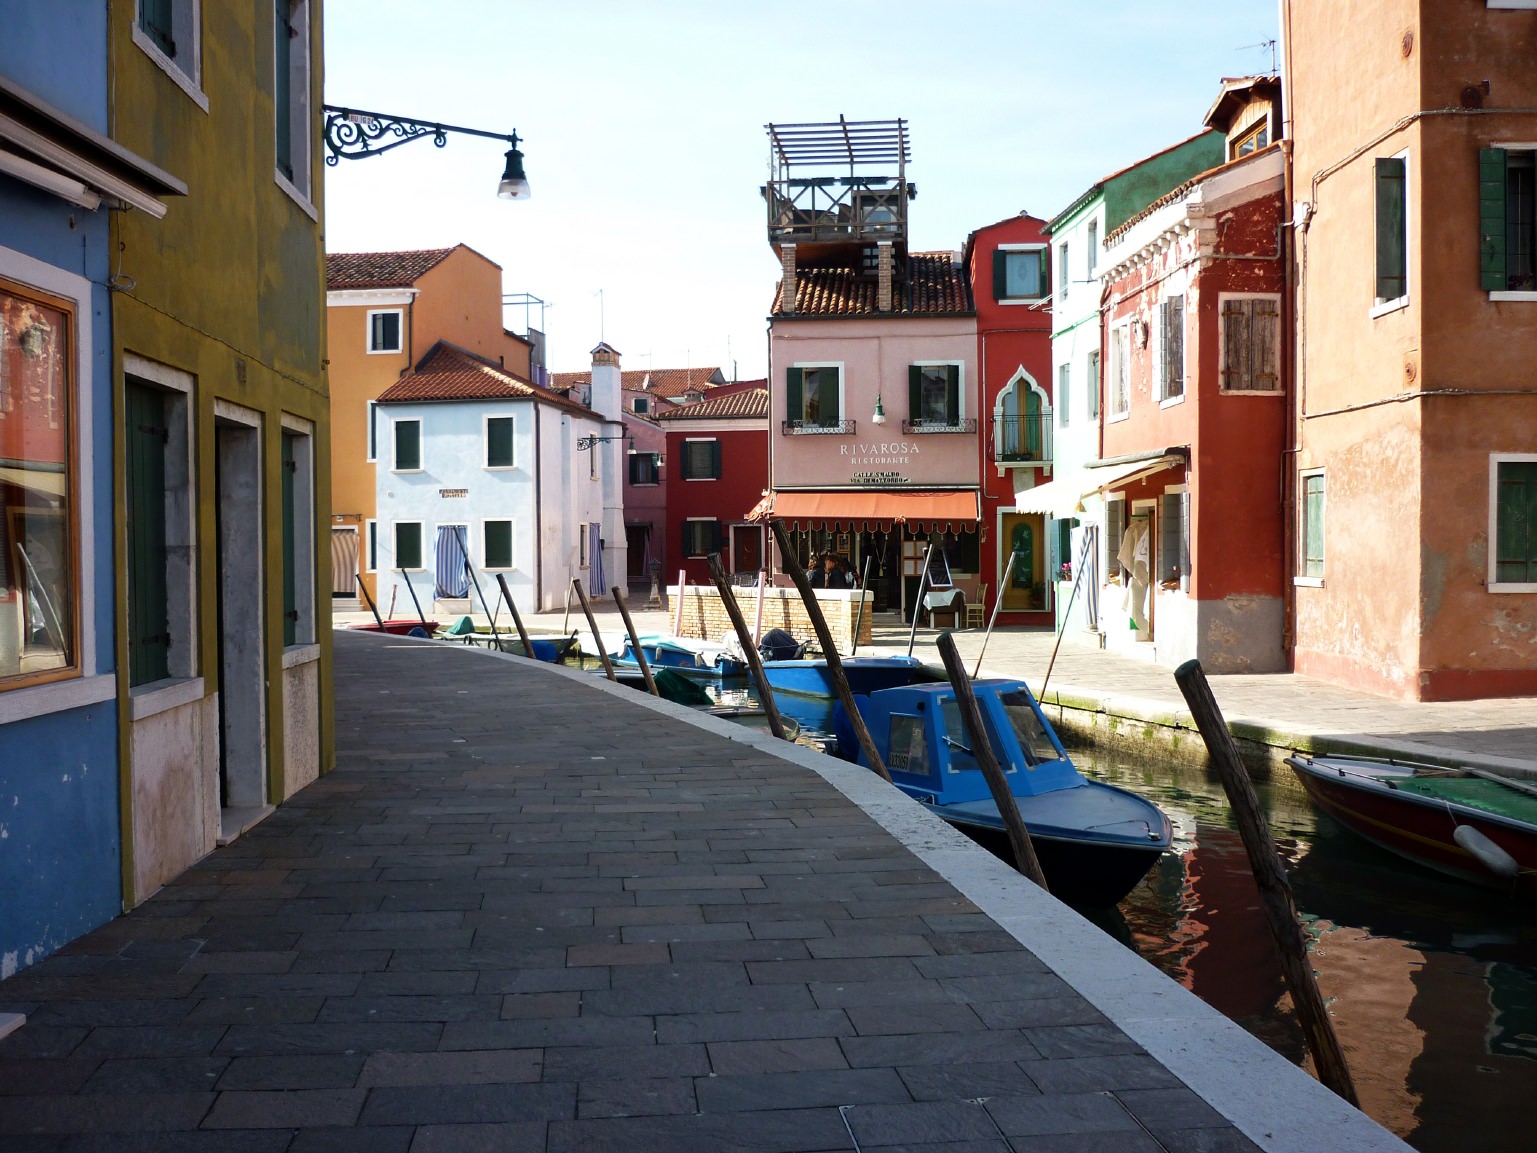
[1239,38,1278,73]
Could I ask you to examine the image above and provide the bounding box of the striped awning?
[751,490,980,533]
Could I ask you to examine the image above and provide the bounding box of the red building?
[1096,79,1288,671]
[964,213,1056,625]
[655,388,770,585]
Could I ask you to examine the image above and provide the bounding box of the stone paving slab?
[0,630,1412,1152]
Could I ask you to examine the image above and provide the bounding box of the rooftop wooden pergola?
[763,116,913,249]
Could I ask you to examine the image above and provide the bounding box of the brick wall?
[668,586,874,654]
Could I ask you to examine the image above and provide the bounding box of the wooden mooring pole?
[494,573,536,660]
[705,555,790,742]
[571,579,616,682]
[610,586,659,697]
[1173,659,1359,1107]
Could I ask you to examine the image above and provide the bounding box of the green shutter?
[485,521,513,569]
[993,249,1008,300]
[141,0,175,56]
[274,0,293,179]
[126,382,170,686]
[281,433,297,646]
[395,420,420,470]
[1038,246,1050,298]
[487,416,514,466]
[709,440,722,478]
[1480,147,1508,292]
[1025,388,1041,455]
[946,364,961,425]
[908,364,922,425]
[1375,157,1407,300]
[786,367,803,425]
[1496,462,1537,583]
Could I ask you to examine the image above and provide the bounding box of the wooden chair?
[965,585,987,630]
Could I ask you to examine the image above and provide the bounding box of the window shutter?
[786,367,803,424]
[126,382,170,685]
[1480,147,1508,292]
[993,250,1008,300]
[908,364,922,423]
[1254,298,1279,390]
[486,417,514,467]
[1497,462,1537,582]
[141,0,176,56]
[274,0,293,179]
[281,433,297,646]
[1169,297,1184,395]
[1375,157,1407,300]
[1221,299,1248,391]
[1039,246,1050,297]
[946,365,960,424]
[1160,494,1181,583]
[1088,351,1100,419]
[709,440,722,478]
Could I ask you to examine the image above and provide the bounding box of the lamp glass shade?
[497,147,531,200]
[871,396,887,425]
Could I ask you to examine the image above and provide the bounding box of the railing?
[764,177,910,245]
[782,419,856,436]
[994,414,1054,464]
[901,418,978,435]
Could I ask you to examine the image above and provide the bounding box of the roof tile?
[326,248,456,290]
[776,251,972,317]
[656,388,769,421]
[378,342,594,417]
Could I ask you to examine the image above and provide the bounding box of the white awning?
[1015,454,1185,516]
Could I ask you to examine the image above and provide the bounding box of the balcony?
[994,413,1053,464]
[782,419,856,436]
[764,118,912,248]
[901,418,977,435]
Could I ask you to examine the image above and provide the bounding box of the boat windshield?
[998,691,1061,765]
[938,699,1012,773]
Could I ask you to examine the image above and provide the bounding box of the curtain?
[435,526,469,598]
[588,522,605,597]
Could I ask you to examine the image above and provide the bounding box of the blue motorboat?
[833,679,1172,906]
[609,635,748,681]
[759,654,933,699]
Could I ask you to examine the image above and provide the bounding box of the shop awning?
[1014,454,1186,517]
[751,490,980,533]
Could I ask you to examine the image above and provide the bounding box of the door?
[214,414,267,824]
[999,512,1045,611]
[330,527,358,596]
[731,525,763,577]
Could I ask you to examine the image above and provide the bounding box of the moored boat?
[609,635,749,680]
[834,678,1172,906]
[349,619,438,636]
[1286,753,1537,893]
[759,654,933,699]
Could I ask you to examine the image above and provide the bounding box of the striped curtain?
[1078,525,1100,631]
[330,529,358,595]
[435,526,469,598]
[588,522,605,598]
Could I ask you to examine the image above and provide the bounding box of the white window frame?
[1107,323,1131,421]
[1489,454,1537,592]
[578,523,589,569]
[392,520,425,572]
[132,0,208,113]
[1087,349,1100,420]
[1296,468,1326,587]
[392,417,422,473]
[996,243,1049,305]
[1370,148,1411,318]
[272,0,315,217]
[481,518,515,571]
[1487,142,1537,302]
[484,413,516,470]
[1086,219,1099,276]
[682,437,721,481]
[1218,293,1283,394]
[683,518,717,558]
[1057,363,1070,429]
[911,359,967,426]
[367,309,404,354]
[789,361,845,428]
[1057,241,1069,301]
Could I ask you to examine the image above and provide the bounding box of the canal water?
[660,676,1537,1153]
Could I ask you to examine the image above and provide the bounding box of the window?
[2,279,80,688]
[280,425,315,647]
[393,522,423,571]
[578,523,588,568]
[393,418,421,471]
[365,399,377,461]
[365,519,377,572]
[1231,120,1270,160]
[485,415,514,468]
[1057,364,1070,428]
[1108,325,1130,418]
[993,246,1048,302]
[633,396,649,414]
[629,451,660,486]
[1375,156,1408,306]
[785,364,842,429]
[1105,497,1127,582]
[1301,472,1325,579]
[483,520,513,570]
[274,0,312,200]
[1481,148,1536,293]
[1087,350,1100,420]
[1219,296,1281,392]
[908,363,961,427]
[1058,242,1069,299]
[681,438,721,480]
[1492,457,1537,588]
[1086,221,1099,276]
[682,518,722,557]
[134,0,204,107]
[368,310,403,354]
[1157,296,1185,401]
[1159,490,1190,588]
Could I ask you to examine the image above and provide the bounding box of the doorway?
[214,410,267,833]
[999,512,1046,611]
[731,524,764,577]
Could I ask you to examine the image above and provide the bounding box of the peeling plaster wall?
[129,697,217,902]
[282,655,321,797]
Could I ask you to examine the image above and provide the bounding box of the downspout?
[533,399,543,608]
[1280,0,1300,667]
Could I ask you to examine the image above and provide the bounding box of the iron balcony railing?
[900,417,978,435]
[994,413,1054,464]
[782,419,857,435]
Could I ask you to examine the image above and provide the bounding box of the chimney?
[876,241,893,312]
[589,342,621,421]
[779,244,797,314]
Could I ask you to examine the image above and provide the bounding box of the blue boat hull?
[760,655,930,699]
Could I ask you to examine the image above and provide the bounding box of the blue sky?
[322,1,1280,381]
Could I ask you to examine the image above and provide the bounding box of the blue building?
[0,6,182,978]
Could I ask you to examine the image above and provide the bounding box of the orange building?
[1284,1,1537,698]
[326,245,534,606]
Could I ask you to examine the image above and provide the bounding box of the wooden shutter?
[126,382,170,685]
[1159,494,1182,583]
[1480,147,1508,292]
[274,0,293,179]
[1038,246,1050,298]
[1496,462,1537,583]
[1221,299,1249,391]
[909,364,922,423]
[141,0,175,56]
[1253,299,1279,390]
[708,440,722,478]
[993,249,1009,300]
[281,433,297,646]
[1375,158,1407,300]
[1088,351,1100,419]
[946,365,960,425]
[786,367,803,425]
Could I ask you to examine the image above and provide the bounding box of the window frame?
[1156,294,1186,404]
[1159,486,1191,590]
[1372,152,1410,315]
[1086,220,1099,277]
[1057,241,1069,300]
[628,451,660,486]
[1107,323,1131,421]
[1482,144,1537,299]
[273,0,315,213]
[1218,293,1283,393]
[1057,363,1070,429]
[392,416,422,472]
[681,437,722,481]
[365,519,377,573]
[1298,469,1325,586]
[908,361,965,429]
[1489,454,1537,592]
[785,362,844,431]
[132,0,207,112]
[482,518,515,571]
[279,418,316,649]
[1087,349,1100,420]
[365,399,378,462]
[993,243,1049,305]
[682,517,721,558]
[484,413,515,469]
[367,309,404,354]
[392,520,425,572]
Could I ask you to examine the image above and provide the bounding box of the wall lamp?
[321,105,530,200]
[576,434,635,452]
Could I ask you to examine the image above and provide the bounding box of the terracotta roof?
[378,341,593,417]
[549,365,726,399]
[655,388,769,421]
[776,251,973,317]
[326,248,456,290]
[1103,142,1282,245]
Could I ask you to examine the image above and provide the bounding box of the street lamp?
[321,105,530,200]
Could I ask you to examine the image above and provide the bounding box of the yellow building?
[107,0,331,903]
[326,245,534,607]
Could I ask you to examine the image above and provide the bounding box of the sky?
[322,1,1281,383]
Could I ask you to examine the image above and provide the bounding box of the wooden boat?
[609,635,748,680]
[497,633,580,663]
[1286,753,1537,893]
[759,654,933,699]
[349,618,438,636]
[707,705,801,742]
[833,678,1172,906]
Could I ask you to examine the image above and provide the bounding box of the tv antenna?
[1239,39,1278,73]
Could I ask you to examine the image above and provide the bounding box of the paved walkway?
[0,629,1409,1152]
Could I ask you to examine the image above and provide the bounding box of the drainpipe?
[1279,0,1299,668]
[533,400,543,608]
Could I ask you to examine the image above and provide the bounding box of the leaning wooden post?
[1174,659,1359,1107]
[356,569,387,631]
[571,578,616,681]
[611,585,659,697]
[495,573,536,660]
[936,633,1049,889]
[769,520,891,782]
[706,555,789,741]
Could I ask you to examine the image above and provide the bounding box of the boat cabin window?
[886,714,929,775]
[999,691,1061,765]
[938,700,1013,773]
